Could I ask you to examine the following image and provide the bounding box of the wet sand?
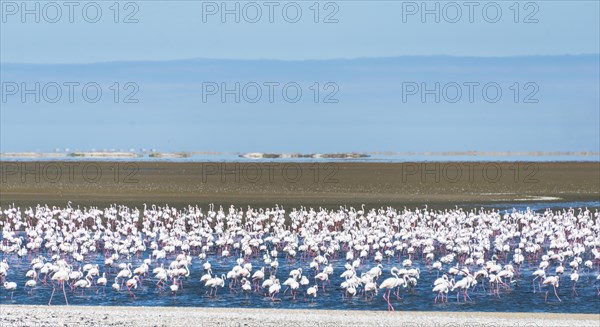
[0,161,598,210]
[1,305,599,327]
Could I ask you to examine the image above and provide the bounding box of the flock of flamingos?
[1,203,600,311]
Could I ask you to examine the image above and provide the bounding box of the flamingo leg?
[62,282,69,305]
[385,288,394,311]
[48,286,56,305]
[465,289,472,301]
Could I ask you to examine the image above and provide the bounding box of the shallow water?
[1,202,600,313]
[2,248,600,312]
[2,250,599,313]
[477,201,600,213]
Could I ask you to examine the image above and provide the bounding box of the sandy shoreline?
[0,305,598,327]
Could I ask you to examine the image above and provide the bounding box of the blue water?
[2,246,599,313]
[1,202,599,313]
[477,201,600,213]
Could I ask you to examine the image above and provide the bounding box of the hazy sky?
[1,1,598,154]
[1,1,599,63]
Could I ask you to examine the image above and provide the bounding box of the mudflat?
[0,161,598,209]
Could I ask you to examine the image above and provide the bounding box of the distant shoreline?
[1,151,599,162]
[1,305,598,327]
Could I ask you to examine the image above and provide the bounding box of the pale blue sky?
[1,1,599,63]
[1,1,599,154]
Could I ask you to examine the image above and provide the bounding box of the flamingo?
[570,270,579,296]
[268,279,281,301]
[432,280,450,303]
[252,267,265,291]
[73,275,92,295]
[3,281,17,300]
[363,280,378,299]
[125,276,140,298]
[96,273,107,293]
[379,268,400,311]
[0,203,599,311]
[170,278,179,298]
[368,264,383,280]
[241,278,252,299]
[48,268,70,305]
[25,279,37,294]
[542,276,561,302]
[206,274,225,297]
[306,285,318,302]
[532,268,546,293]
[451,275,474,302]
[112,277,120,292]
[314,271,329,293]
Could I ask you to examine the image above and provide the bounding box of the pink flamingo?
[542,275,561,302]
[379,267,400,311]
